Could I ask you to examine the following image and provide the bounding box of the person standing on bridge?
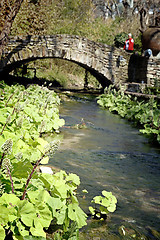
[124,33,134,52]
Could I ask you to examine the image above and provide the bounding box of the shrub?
[114,32,128,48]
[134,33,142,54]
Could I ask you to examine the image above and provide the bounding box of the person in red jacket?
[124,33,134,52]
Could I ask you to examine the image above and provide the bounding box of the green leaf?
[36,204,52,228]
[93,196,102,205]
[53,177,68,198]
[66,173,80,186]
[14,139,29,153]
[43,122,53,132]
[19,201,36,227]
[96,213,101,218]
[0,193,20,206]
[68,203,87,228]
[47,196,66,224]
[56,206,67,225]
[37,138,49,153]
[12,160,33,178]
[27,189,50,205]
[107,204,116,212]
[0,194,19,223]
[39,173,54,190]
[0,205,9,225]
[0,136,5,148]
[0,115,7,124]
[8,207,18,222]
[13,235,26,240]
[89,206,95,215]
[82,189,88,194]
[23,236,46,240]
[99,206,108,215]
[0,226,5,240]
[30,221,46,238]
[29,149,42,163]
[47,196,65,211]
[40,156,49,164]
[17,221,30,237]
[102,191,117,203]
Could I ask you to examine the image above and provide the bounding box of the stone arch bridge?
[0,34,130,88]
[0,34,159,88]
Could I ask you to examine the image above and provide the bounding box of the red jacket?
[124,38,134,51]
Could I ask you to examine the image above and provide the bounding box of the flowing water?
[50,94,160,238]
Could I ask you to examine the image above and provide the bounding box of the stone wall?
[127,54,160,86]
[147,57,160,86]
[0,34,159,89]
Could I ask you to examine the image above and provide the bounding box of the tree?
[133,0,160,32]
[122,0,133,17]
[0,0,24,56]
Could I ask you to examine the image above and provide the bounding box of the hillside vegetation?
[11,0,141,44]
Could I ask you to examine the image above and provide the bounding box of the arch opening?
[1,57,111,90]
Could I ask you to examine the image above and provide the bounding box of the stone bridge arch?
[0,34,129,88]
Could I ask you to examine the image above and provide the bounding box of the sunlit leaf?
[68,203,87,228]
[0,226,5,240]
[19,201,36,227]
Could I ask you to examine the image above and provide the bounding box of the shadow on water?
[50,94,160,239]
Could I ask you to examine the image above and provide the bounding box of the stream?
[50,94,160,239]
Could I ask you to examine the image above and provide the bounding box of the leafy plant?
[89,191,117,220]
[114,32,128,48]
[0,139,87,239]
[0,175,87,239]
[0,82,118,239]
[0,82,65,165]
[134,33,142,54]
[97,85,160,144]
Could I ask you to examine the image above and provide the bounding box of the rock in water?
[39,166,53,174]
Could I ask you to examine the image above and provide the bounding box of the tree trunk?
[122,1,130,18]
[0,0,24,56]
[129,0,133,9]
[139,7,149,32]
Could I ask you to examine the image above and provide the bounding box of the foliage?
[0,82,117,239]
[114,32,128,48]
[97,85,160,144]
[0,0,24,56]
[134,33,143,54]
[0,160,87,239]
[0,82,65,164]
[0,82,86,239]
[11,0,92,36]
[143,85,160,95]
[11,0,140,45]
[89,191,117,220]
